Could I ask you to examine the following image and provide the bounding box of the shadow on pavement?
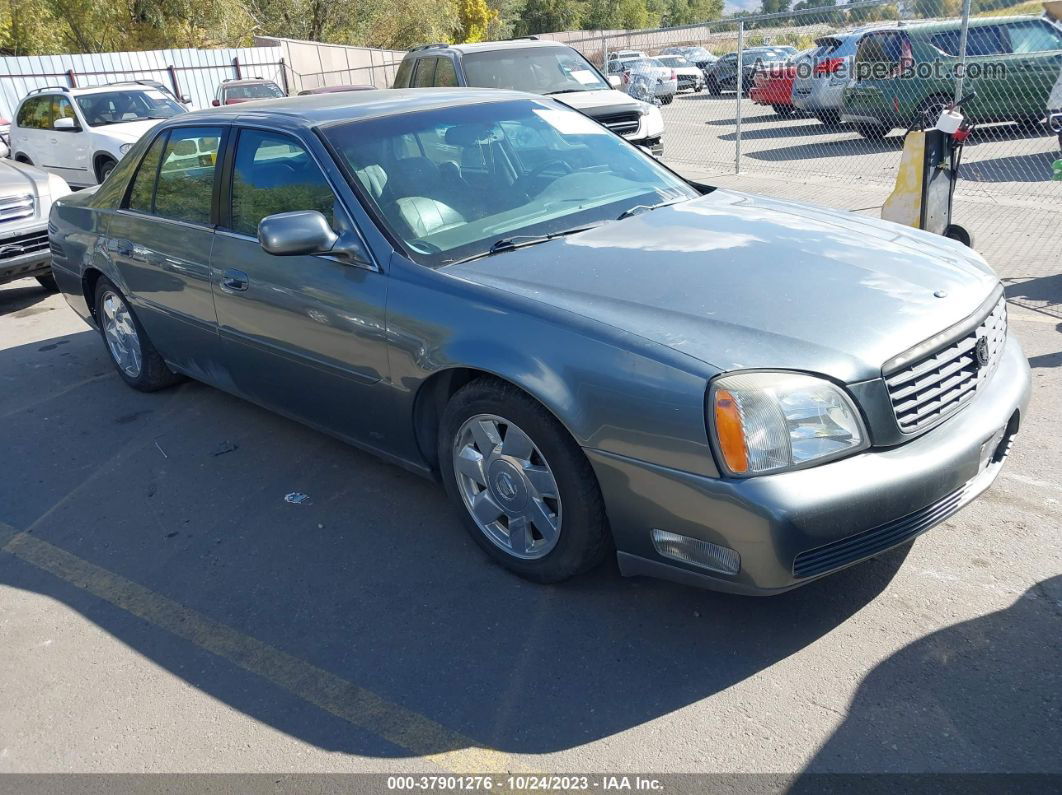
[961,152,1057,184]
[0,328,913,758]
[0,279,54,317]
[745,136,903,162]
[717,122,857,141]
[796,575,1062,775]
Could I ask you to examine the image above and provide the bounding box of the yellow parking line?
[0,521,526,775]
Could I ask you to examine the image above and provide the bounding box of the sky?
[724,0,763,12]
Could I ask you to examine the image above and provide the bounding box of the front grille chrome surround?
[884,294,1007,435]
[0,193,35,225]
[596,111,641,137]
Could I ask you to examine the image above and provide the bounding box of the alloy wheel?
[452,414,562,560]
[100,290,142,378]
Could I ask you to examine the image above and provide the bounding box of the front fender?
[386,256,720,478]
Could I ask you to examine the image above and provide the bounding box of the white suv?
[10,83,187,187]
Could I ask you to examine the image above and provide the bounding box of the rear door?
[997,19,1062,118]
[48,95,91,184]
[209,126,391,446]
[106,125,226,376]
[13,96,52,168]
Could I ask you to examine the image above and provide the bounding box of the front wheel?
[854,122,892,140]
[707,79,722,96]
[660,94,674,105]
[97,157,117,184]
[94,277,182,392]
[439,378,610,583]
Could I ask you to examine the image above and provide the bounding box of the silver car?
[0,159,70,290]
[655,55,705,93]
[48,89,1029,595]
[608,58,679,104]
[792,30,870,124]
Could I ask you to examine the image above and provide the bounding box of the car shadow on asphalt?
[961,152,1058,184]
[745,136,903,162]
[0,281,55,317]
[793,575,1062,777]
[1,329,916,758]
[716,123,859,141]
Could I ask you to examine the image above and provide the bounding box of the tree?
[512,0,584,35]
[458,0,496,41]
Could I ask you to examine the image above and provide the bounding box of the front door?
[209,127,391,448]
[106,125,226,377]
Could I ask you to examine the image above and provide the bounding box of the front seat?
[393,197,465,238]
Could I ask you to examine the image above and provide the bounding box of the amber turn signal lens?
[714,389,749,474]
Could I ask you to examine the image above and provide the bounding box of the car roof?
[175,87,535,127]
[223,78,281,87]
[417,39,576,55]
[893,13,1041,34]
[23,83,162,98]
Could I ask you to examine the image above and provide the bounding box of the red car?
[749,48,814,117]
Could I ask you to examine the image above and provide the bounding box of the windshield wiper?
[616,198,684,220]
[543,88,594,95]
[449,224,601,265]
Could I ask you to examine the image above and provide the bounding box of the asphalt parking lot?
[658,91,1062,197]
[1,265,1060,778]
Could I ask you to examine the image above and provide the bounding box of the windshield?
[461,47,609,94]
[224,82,285,100]
[75,89,185,126]
[658,56,689,67]
[324,99,698,267]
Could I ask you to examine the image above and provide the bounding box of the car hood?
[551,89,643,113]
[446,190,1000,383]
[95,119,166,143]
[0,159,48,198]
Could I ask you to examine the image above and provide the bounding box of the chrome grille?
[0,229,49,261]
[0,193,35,225]
[596,111,641,136]
[885,296,1008,434]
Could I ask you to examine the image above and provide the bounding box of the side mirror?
[211,99,221,107]
[259,211,372,265]
[259,211,338,257]
[53,117,77,130]
[181,94,192,104]
[607,75,622,89]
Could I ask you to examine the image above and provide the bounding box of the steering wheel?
[515,159,575,198]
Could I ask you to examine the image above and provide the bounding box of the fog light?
[650,529,740,575]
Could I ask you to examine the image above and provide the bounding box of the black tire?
[14,154,32,165]
[772,104,796,117]
[815,110,841,126]
[707,79,722,96]
[96,157,117,184]
[93,277,181,392]
[36,273,59,292]
[660,94,674,105]
[854,122,891,140]
[438,377,611,583]
[915,95,951,129]
[944,224,973,248]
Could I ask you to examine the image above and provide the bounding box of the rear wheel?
[815,110,841,126]
[854,122,892,140]
[707,79,722,96]
[915,95,952,129]
[439,378,610,583]
[772,104,796,117]
[944,224,973,248]
[94,277,182,392]
[660,94,674,105]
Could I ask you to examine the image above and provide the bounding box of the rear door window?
[931,26,1008,56]
[412,58,437,87]
[152,126,223,225]
[434,57,458,87]
[17,96,52,129]
[126,132,168,213]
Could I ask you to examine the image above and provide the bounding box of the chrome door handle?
[221,268,248,292]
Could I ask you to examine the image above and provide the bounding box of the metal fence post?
[735,21,744,175]
[953,0,972,103]
[600,33,607,70]
[278,57,289,94]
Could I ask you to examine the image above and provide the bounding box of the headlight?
[709,372,867,477]
[119,143,133,154]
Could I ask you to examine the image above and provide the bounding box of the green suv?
[842,16,1062,138]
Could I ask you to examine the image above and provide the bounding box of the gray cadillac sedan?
[48,89,1030,595]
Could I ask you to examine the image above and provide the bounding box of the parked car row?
[743,15,1062,139]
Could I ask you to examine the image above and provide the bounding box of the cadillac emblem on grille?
[975,336,990,369]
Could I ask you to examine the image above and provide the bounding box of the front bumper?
[588,335,1031,595]
[0,227,51,286]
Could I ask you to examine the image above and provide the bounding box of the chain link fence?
[560,1,1061,278]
